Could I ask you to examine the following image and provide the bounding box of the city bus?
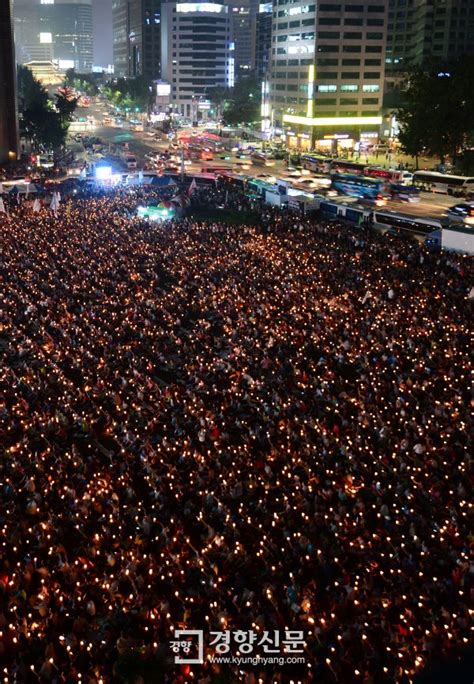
[301,154,331,173]
[442,223,474,254]
[197,136,225,152]
[372,211,443,237]
[318,200,372,225]
[218,171,247,189]
[330,159,367,174]
[412,171,474,196]
[365,167,413,185]
[248,177,277,196]
[201,166,232,174]
[331,173,387,203]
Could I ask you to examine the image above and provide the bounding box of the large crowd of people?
[0,183,472,683]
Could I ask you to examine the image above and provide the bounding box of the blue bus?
[331,173,387,204]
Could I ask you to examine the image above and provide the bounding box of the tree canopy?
[207,78,260,126]
[103,76,151,113]
[396,57,474,165]
[64,68,100,96]
[17,65,76,152]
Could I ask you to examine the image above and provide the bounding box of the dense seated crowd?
[0,185,472,684]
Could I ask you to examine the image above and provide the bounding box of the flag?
[50,192,60,215]
[188,178,197,196]
[0,197,5,214]
[33,198,41,213]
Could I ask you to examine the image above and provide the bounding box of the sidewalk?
[348,152,440,171]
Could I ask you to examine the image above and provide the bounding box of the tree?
[103,76,151,114]
[207,78,260,126]
[397,56,474,165]
[207,85,231,120]
[396,86,428,170]
[64,68,100,96]
[17,65,71,152]
[55,88,79,128]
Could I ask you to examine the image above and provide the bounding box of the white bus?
[412,171,474,197]
[372,211,443,237]
[442,224,474,254]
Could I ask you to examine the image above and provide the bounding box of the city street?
[74,103,458,221]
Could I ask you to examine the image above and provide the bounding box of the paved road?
[74,104,457,220]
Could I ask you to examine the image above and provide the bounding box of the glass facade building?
[255,2,272,80]
[112,0,162,80]
[13,0,93,72]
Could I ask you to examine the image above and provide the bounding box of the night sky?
[93,0,113,67]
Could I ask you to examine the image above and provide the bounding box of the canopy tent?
[150,176,176,187]
[7,183,40,195]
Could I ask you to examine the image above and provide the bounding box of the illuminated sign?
[287,45,314,55]
[307,64,314,118]
[95,166,112,181]
[227,57,235,87]
[285,5,310,15]
[156,83,171,96]
[39,32,53,44]
[283,114,383,126]
[137,206,174,221]
[176,3,226,12]
[58,60,75,70]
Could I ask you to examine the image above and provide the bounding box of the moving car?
[388,184,421,203]
[445,202,474,224]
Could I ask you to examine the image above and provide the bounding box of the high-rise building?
[112,0,129,76]
[268,0,387,149]
[0,0,19,163]
[13,1,49,64]
[161,2,233,121]
[13,0,93,72]
[386,0,474,72]
[255,2,272,81]
[384,0,474,107]
[112,0,162,81]
[40,0,93,72]
[231,0,254,77]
